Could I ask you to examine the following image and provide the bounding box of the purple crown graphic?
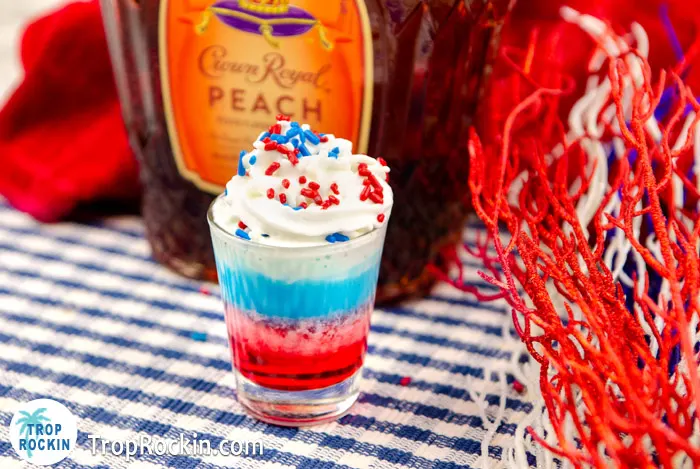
[195,0,333,50]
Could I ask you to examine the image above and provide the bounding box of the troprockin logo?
[9,399,78,466]
[194,0,333,50]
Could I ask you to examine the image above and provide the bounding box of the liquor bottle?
[100,0,511,301]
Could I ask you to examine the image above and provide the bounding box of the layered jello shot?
[208,115,392,425]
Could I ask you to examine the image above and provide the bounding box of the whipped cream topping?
[212,116,393,247]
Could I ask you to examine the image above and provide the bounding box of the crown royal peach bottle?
[100,0,512,301]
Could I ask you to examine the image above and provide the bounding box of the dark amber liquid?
[101,0,511,298]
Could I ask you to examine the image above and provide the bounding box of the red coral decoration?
[450,9,700,467]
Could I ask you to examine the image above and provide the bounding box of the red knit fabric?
[0,1,139,222]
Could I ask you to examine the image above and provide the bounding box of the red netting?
[439,9,700,467]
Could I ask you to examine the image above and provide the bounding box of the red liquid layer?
[225,304,372,391]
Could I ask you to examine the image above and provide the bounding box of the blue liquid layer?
[218,263,381,320]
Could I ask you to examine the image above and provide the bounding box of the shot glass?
[208,198,389,426]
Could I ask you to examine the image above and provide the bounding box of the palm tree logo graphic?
[15,408,51,459]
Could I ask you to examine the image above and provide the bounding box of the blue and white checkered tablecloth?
[0,198,536,469]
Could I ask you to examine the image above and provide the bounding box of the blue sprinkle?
[286,127,300,138]
[235,229,250,240]
[332,233,349,242]
[291,138,300,148]
[299,131,306,143]
[270,134,289,144]
[325,234,337,243]
[329,147,340,159]
[293,206,303,211]
[261,234,269,237]
[329,153,338,159]
[190,331,207,342]
[238,150,248,176]
[299,144,311,157]
[291,122,300,128]
[319,133,326,136]
[224,188,228,196]
[249,155,257,165]
[259,131,270,141]
[305,130,320,145]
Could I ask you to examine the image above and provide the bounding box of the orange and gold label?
[159,0,373,193]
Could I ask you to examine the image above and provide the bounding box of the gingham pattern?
[0,198,535,469]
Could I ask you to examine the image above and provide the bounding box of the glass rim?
[207,194,388,254]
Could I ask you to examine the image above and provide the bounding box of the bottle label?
[159,0,373,193]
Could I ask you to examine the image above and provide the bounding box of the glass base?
[234,368,362,427]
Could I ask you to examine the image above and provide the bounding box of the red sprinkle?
[276,114,291,121]
[377,157,388,166]
[385,173,390,183]
[368,173,382,190]
[279,193,287,204]
[328,195,340,205]
[276,144,290,155]
[368,192,383,204]
[238,221,247,229]
[330,183,339,194]
[264,142,277,151]
[298,176,307,184]
[513,380,525,393]
[308,181,320,190]
[287,152,299,165]
[358,163,368,172]
[377,214,385,223]
[321,200,332,209]
[281,179,290,189]
[199,285,211,295]
[399,377,411,386]
[319,135,329,142]
[360,185,372,201]
[269,123,282,134]
[314,195,323,205]
[267,188,275,199]
[263,137,272,144]
[299,202,308,209]
[300,188,317,199]
[362,179,371,186]
[265,162,281,176]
